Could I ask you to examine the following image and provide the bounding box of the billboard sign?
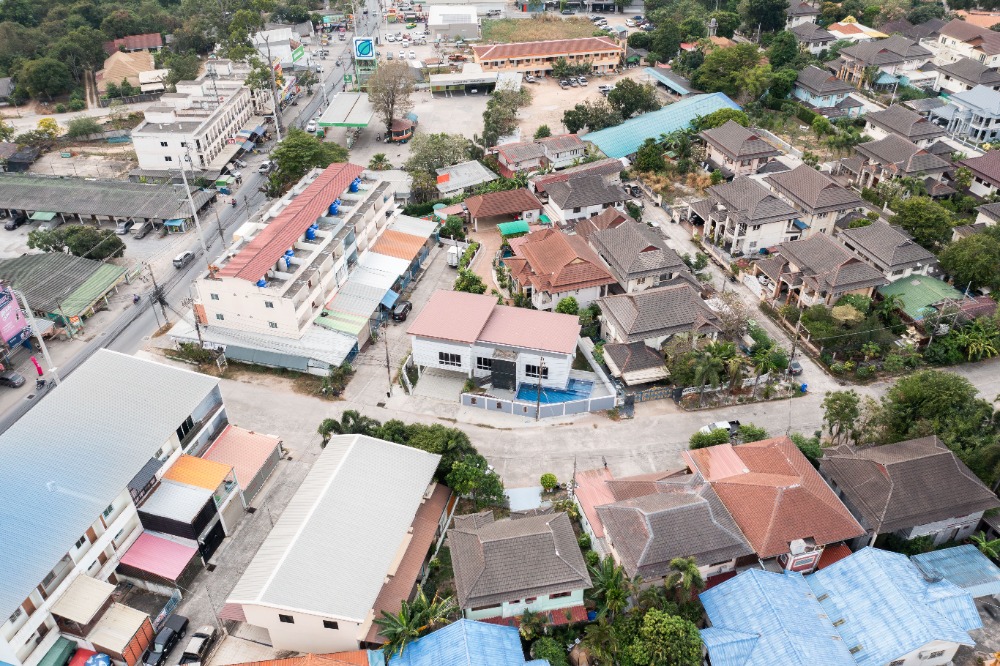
[0,289,27,347]
[291,45,305,62]
[354,37,375,60]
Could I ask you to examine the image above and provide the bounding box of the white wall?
[412,337,473,377]
[888,639,961,666]
[705,145,768,177]
[463,589,585,620]
[531,285,603,311]
[897,511,984,546]
[241,604,363,653]
[552,202,612,224]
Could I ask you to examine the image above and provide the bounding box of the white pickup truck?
[699,420,741,437]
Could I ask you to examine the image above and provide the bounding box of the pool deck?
[492,370,613,404]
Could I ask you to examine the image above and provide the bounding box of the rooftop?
[472,36,622,61]
[162,454,233,491]
[840,34,929,65]
[911,544,1000,599]
[837,219,935,271]
[773,230,889,295]
[226,435,441,623]
[545,174,628,209]
[877,274,964,320]
[959,147,1000,187]
[505,227,616,293]
[766,164,861,214]
[936,57,1000,87]
[50,576,115,625]
[137,479,214,522]
[530,157,625,193]
[387,620,548,666]
[855,134,950,175]
[103,32,163,54]
[939,18,1000,55]
[700,121,782,161]
[436,161,499,194]
[708,176,798,224]
[201,425,281,492]
[465,188,543,219]
[119,531,199,582]
[796,66,856,97]
[0,351,218,617]
[598,281,720,343]
[0,253,127,316]
[866,104,945,143]
[589,217,687,282]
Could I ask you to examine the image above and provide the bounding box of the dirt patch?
[481,16,605,43]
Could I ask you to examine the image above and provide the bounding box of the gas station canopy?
[318,92,375,128]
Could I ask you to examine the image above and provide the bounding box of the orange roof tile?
[816,542,853,570]
[163,454,232,491]
[202,425,281,491]
[464,189,543,220]
[222,652,372,666]
[369,228,427,262]
[573,467,616,538]
[473,37,623,61]
[505,228,615,293]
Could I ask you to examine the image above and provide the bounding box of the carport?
[86,605,154,666]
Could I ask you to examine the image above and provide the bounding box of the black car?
[4,214,27,231]
[0,371,25,388]
[788,360,803,376]
[392,301,413,321]
[142,615,188,666]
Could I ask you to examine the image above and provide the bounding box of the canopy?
[498,220,530,237]
[380,289,400,308]
[38,637,77,666]
[69,649,97,666]
[84,654,111,666]
[164,219,185,228]
[318,92,375,128]
[30,211,56,221]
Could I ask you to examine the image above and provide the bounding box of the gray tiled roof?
[867,104,945,143]
[537,134,586,154]
[708,176,798,225]
[940,18,1000,56]
[977,201,1000,223]
[959,150,1000,187]
[937,57,1000,88]
[699,121,782,161]
[820,436,1000,534]
[791,22,835,43]
[603,341,665,374]
[786,1,820,16]
[766,164,861,215]
[595,475,753,579]
[856,134,950,175]
[497,141,546,164]
[599,282,720,343]
[776,233,888,294]
[589,218,687,283]
[838,219,936,272]
[449,512,591,609]
[840,35,932,67]
[546,174,628,209]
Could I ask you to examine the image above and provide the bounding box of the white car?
[409,50,416,59]
[578,76,588,86]
[399,50,405,59]
[306,120,317,132]
[598,84,613,93]
[386,33,396,42]
[625,18,635,26]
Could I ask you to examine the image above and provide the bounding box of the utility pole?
[261,34,284,141]
[148,266,170,326]
[189,286,205,347]
[13,288,59,385]
[786,318,802,435]
[534,355,545,421]
[177,156,209,257]
[383,320,392,397]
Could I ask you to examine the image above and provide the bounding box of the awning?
[380,289,400,308]
[38,637,77,666]
[30,211,56,221]
[241,140,256,151]
[539,214,552,224]
[498,220,530,237]
[164,219,185,228]
[792,219,809,230]
[875,72,898,85]
[252,125,266,136]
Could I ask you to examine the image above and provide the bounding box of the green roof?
[0,253,127,316]
[878,275,964,320]
[60,263,129,317]
[37,637,76,666]
[30,211,56,221]
[315,308,370,337]
[497,220,530,237]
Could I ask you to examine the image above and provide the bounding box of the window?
[550,591,571,599]
[573,207,582,213]
[524,597,537,603]
[268,322,278,329]
[264,301,274,308]
[103,504,115,518]
[210,293,219,300]
[832,618,845,627]
[216,313,225,321]
[180,142,187,148]
[323,620,339,630]
[849,646,863,655]
[164,156,173,162]
[160,141,168,147]
[889,661,906,666]
[279,615,294,624]
[476,357,493,371]
[8,608,22,625]
[525,364,549,379]
[74,536,87,549]
[438,352,462,367]
[921,651,946,660]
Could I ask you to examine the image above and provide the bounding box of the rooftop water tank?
[328,198,342,216]
[256,277,267,288]
[284,249,294,269]
[349,177,361,193]
[305,222,319,241]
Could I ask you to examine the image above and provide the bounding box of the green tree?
[767,31,799,68]
[317,409,380,443]
[269,128,349,194]
[0,119,16,142]
[689,427,731,449]
[562,99,623,134]
[710,10,742,37]
[532,637,568,666]
[27,225,124,260]
[692,43,771,104]
[971,531,1000,560]
[664,557,704,604]
[534,124,552,139]
[752,345,788,396]
[607,78,661,119]
[588,556,630,620]
[405,423,479,479]
[404,133,472,174]
[822,389,861,445]
[65,116,102,138]
[939,230,1000,293]
[555,296,578,316]
[446,454,505,508]
[634,137,666,172]
[481,86,531,148]
[368,60,415,132]
[790,432,823,467]
[694,108,750,130]
[454,269,487,294]
[739,0,792,33]
[519,609,546,641]
[540,472,559,491]
[20,57,72,100]
[375,586,456,659]
[693,348,725,407]
[624,609,702,666]
[891,196,954,252]
[582,619,617,664]
[737,422,769,442]
[163,52,201,87]
[368,153,392,170]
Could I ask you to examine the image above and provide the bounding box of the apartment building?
[132,60,269,172]
[0,350,225,666]
[471,37,625,76]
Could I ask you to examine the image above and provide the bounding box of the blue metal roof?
[388,620,550,666]
[700,568,855,666]
[792,219,809,230]
[585,92,741,158]
[912,544,1000,599]
[806,547,980,666]
[644,67,695,96]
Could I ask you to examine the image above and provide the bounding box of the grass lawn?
[481,16,605,43]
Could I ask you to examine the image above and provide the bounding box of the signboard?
[344,74,353,82]
[353,37,375,60]
[291,45,305,62]
[0,289,27,348]
[323,15,332,23]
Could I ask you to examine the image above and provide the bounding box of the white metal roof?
[226,435,440,622]
[389,215,438,239]
[0,350,220,618]
[138,480,215,522]
[429,5,478,24]
[50,575,115,624]
[359,251,410,277]
[87,603,149,652]
[318,93,375,128]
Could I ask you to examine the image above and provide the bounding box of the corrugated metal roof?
[912,544,1000,599]
[388,215,438,239]
[138,479,215,522]
[162,454,232,491]
[0,253,127,315]
[50,576,115,625]
[202,425,281,493]
[119,532,198,581]
[369,229,427,262]
[87,603,149,653]
[226,435,440,623]
[359,252,410,276]
[388,620,542,666]
[586,93,741,158]
[0,350,219,618]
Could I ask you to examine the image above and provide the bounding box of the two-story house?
[837,219,938,281]
[696,176,802,257]
[765,164,863,236]
[0,350,226,666]
[864,104,946,147]
[536,134,587,169]
[699,120,782,178]
[544,174,628,224]
[449,511,591,623]
[835,35,934,88]
[846,134,951,191]
[934,57,1000,95]
[932,84,1000,143]
[959,149,1000,198]
[821,436,1000,549]
[785,1,821,29]
[493,141,546,178]
[793,66,862,117]
[584,216,691,293]
[932,18,1000,68]
[791,22,836,54]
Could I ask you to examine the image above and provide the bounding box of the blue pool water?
[516,378,594,403]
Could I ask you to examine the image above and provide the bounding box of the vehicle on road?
[258,160,273,174]
[0,371,26,388]
[386,33,395,42]
[788,360,804,376]
[578,76,588,85]
[172,251,195,269]
[446,245,460,267]
[409,50,416,59]
[234,158,248,168]
[561,8,575,13]
[141,615,188,666]
[115,220,135,235]
[4,214,27,231]
[306,120,318,132]
[401,39,410,47]
[699,420,741,437]
[487,9,502,16]
[131,220,154,239]
[179,626,217,665]
[625,19,635,26]
[392,300,413,321]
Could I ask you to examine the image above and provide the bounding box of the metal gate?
[198,520,225,562]
[491,359,516,391]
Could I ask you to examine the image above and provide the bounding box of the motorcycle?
[231,199,237,208]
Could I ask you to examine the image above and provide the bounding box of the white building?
[931,19,1000,68]
[694,176,802,257]
[428,5,480,42]
[544,174,628,224]
[222,434,453,653]
[0,350,225,666]
[407,290,581,392]
[132,59,269,173]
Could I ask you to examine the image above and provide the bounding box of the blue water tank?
[256,277,267,288]
[801,383,808,393]
[328,198,342,216]
[305,223,319,240]
[349,177,361,193]
[284,249,294,269]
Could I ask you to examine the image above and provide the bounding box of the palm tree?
[582,619,617,664]
[751,346,786,397]
[317,409,380,444]
[588,556,629,621]
[368,153,392,170]
[876,294,904,324]
[664,557,705,604]
[375,585,456,659]
[725,354,747,395]
[693,348,725,407]
[971,531,1000,560]
[518,609,545,641]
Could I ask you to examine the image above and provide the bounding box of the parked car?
[306,120,318,132]
[115,219,135,235]
[38,217,65,232]
[234,158,248,168]
[386,33,396,42]
[258,160,273,174]
[398,50,405,59]
[569,78,579,87]
[625,18,636,26]
[561,8,575,13]
[598,84,613,93]
[578,76,588,85]
[387,51,394,60]
[409,50,416,59]
[642,23,655,30]
[131,220,154,239]
[486,9,502,16]
[788,360,804,376]
[0,371,26,388]
[699,420,741,437]
[559,79,570,89]
[179,626,217,665]
[633,14,644,20]
[141,615,188,666]
[392,300,413,321]
[4,214,27,231]
[173,251,195,269]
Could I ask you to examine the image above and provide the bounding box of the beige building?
[471,37,624,76]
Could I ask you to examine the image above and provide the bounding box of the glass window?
[279,614,294,624]
[323,620,338,630]
[216,313,224,320]
[103,504,115,517]
[525,364,549,379]
[438,352,461,367]
[74,535,87,549]
[210,293,219,300]
[268,322,278,328]
[476,357,492,371]
[164,156,173,162]
[265,301,274,308]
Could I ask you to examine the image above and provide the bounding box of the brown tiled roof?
[546,174,628,209]
[598,282,720,343]
[531,157,625,193]
[537,134,586,154]
[856,134,950,176]
[495,141,546,165]
[589,218,687,283]
[819,436,1000,535]
[603,341,665,375]
[866,104,945,143]
[837,219,935,272]
[939,18,1000,55]
[366,483,452,643]
[699,121,782,161]
[505,227,616,293]
[575,207,629,239]
[840,35,932,67]
[959,150,1000,187]
[465,188,543,220]
[473,37,623,62]
[685,438,864,558]
[449,511,591,609]
[773,233,887,294]
[936,57,1000,87]
[223,653,374,666]
[103,33,163,55]
[708,176,798,225]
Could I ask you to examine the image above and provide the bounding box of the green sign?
[344,74,353,82]
[291,45,305,62]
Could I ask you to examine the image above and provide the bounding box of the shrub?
[585,549,600,567]
[690,428,731,449]
[321,363,354,396]
[578,533,591,550]
[854,364,875,379]
[532,637,568,666]
[55,103,67,113]
[540,472,558,491]
[68,99,85,111]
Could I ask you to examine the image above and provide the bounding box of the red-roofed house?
[504,228,616,310]
[407,290,581,392]
[472,37,624,76]
[464,189,543,231]
[103,33,164,55]
[494,142,546,178]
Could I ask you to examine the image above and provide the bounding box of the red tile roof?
[217,163,364,281]
[573,467,616,538]
[685,438,864,558]
[103,33,164,55]
[505,228,616,293]
[473,37,623,61]
[816,543,853,570]
[464,189,543,220]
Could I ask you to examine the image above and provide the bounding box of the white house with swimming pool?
[407,290,587,401]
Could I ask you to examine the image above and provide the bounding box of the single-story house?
[877,274,964,321]
[602,341,669,385]
[464,188,543,231]
[599,281,720,347]
[103,33,164,55]
[911,544,1000,599]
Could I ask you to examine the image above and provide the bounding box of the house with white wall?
[958,150,1000,198]
[932,19,1000,68]
[0,350,225,666]
[544,174,628,224]
[934,57,1000,95]
[694,176,802,257]
[864,104,946,147]
[222,434,453,653]
[449,511,591,622]
[837,220,937,281]
[785,1,820,29]
[699,120,782,178]
[536,134,587,169]
[407,290,580,392]
[835,35,933,88]
[765,164,863,237]
[793,66,862,117]
[931,84,1000,143]
[791,22,835,54]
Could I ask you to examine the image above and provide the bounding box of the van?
[132,220,154,239]
[173,251,195,269]
[486,9,502,16]
[446,245,459,268]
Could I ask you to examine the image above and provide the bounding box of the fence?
[98,92,163,107]
[152,589,182,631]
[400,354,414,394]
[630,384,673,402]
[460,391,617,419]
[754,128,803,159]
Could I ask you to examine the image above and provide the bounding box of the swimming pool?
[516,378,594,404]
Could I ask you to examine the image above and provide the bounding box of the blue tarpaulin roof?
[792,219,809,230]
[912,545,1000,599]
[164,219,184,227]
[388,620,550,666]
[586,92,741,158]
[380,289,400,308]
